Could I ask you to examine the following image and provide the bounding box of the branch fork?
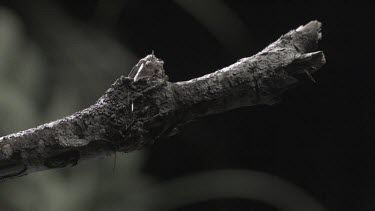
[0,21,326,181]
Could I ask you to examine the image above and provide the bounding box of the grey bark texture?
[0,21,325,181]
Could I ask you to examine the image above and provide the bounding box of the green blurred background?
[0,1,372,210]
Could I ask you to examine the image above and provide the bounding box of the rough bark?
[0,21,325,181]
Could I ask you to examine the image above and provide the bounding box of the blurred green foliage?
[0,8,43,134]
[0,7,153,211]
[0,3,330,211]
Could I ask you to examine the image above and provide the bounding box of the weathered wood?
[0,21,325,181]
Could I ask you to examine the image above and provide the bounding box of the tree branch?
[0,21,325,181]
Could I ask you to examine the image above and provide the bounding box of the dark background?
[0,1,372,211]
